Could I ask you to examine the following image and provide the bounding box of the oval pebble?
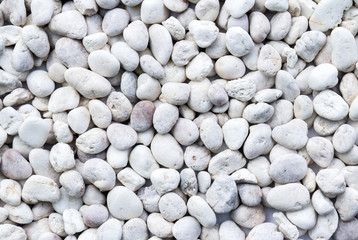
[107,186,143,220]
[226,27,254,57]
[1,149,32,180]
[83,158,116,191]
[313,90,349,121]
[88,50,120,78]
[269,154,307,184]
[267,183,310,211]
[151,133,184,169]
[107,123,137,150]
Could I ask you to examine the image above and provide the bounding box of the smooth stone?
[306,136,334,167]
[267,183,310,211]
[140,55,165,79]
[331,27,358,72]
[293,95,313,120]
[31,0,55,25]
[48,87,79,113]
[257,44,282,77]
[68,106,91,133]
[184,144,211,171]
[187,195,216,228]
[151,133,184,169]
[123,20,149,51]
[308,63,338,91]
[88,50,120,78]
[226,27,254,57]
[65,67,112,99]
[189,20,219,48]
[18,117,50,148]
[295,30,326,63]
[26,70,54,98]
[76,128,109,154]
[55,37,89,68]
[151,168,180,195]
[224,0,255,18]
[186,52,213,82]
[246,223,283,240]
[149,24,173,65]
[172,216,201,240]
[222,118,249,150]
[237,184,262,207]
[242,102,274,124]
[206,175,239,213]
[102,8,129,36]
[106,92,132,122]
[159,192,187,222]
[0,224,27,240]
[0,179,22,206]
[208,149,246,176]
[200,118,223,152]
[147,213,174,238]
[130,101,155,132]
[334,187,358,221]
[107,123,137,150]
[161,82,190,105]
[4,202,33,224]
[334,218,358,240]
[231,204,265,229]
[1,149,32,180]
[97,219,123,240]
[286,203,317,230]
[267,12,291,40]
[313,90,349,121]
[83,158,116,191]
[272,119,308,150]
[107,186,143,220]
[49,10,87,39]
[309,0,352,32]
[308,209,338,240]
[187,79,213,113]
[275,70,300,102]
[122,218,148,240]
[219,220,245,240]
[269,154,307,184]
[316,169,346,198]
[111,41,139,71]
[22,175,60,204]
[172,118,199,146]
[22,25,50,58]
[243,124,273,160]
[153,103,179,134]
[129,145,159,179]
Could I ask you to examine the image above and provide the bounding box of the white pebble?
[226,27,254,57]
[65,67,112,99]
[83,158,116,191]
[331,27,358,72]
[189,20,219,48]
[151,133,184,169]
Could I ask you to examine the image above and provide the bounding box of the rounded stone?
[159,192,187,222]
[107,186,143,220]
[267,183,310,211]
[313,90,349,121]
[269,154,307,184]
[83,158,116,191]
[1,149,32,180]
[107,123,137,150]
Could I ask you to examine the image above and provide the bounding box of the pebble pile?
[0,0,358,239]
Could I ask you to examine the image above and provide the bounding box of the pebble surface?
[0,0,357,239]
